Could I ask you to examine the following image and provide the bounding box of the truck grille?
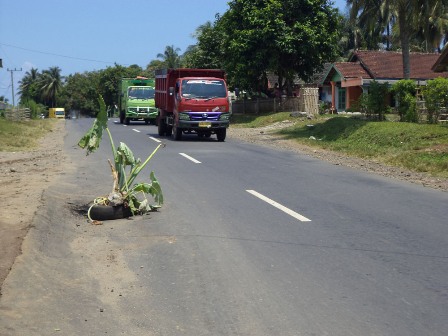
[189,112,220,121]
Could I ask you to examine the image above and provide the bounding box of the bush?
[423,77,448,124]
[392,80,417,122]
[21,100,47,119]
[366,81,389,120]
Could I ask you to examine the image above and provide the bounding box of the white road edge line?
[149,136,161,143]
[246,190,311,222]
[132,129,141,133]
[179,153,201,164]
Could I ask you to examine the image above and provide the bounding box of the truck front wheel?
[172,125,182,141]
[217,128,226,142]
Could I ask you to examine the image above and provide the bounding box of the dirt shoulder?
[0,121,67,293]
[1,120,447,294]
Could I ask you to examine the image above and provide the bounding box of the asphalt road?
[0,118,447,335]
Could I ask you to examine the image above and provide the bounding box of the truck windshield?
[128,87,155,99]
[181,79,226,99]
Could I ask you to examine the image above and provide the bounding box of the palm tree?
[347,0,419,78]
[18,68,40,102]
[418,0,448,52]
[39,66,63,107]
[348,0,448,78]
[157,45,181,68]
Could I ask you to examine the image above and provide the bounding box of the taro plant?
[78,96,163,218]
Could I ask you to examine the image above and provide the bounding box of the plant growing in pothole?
[78,96,164,219]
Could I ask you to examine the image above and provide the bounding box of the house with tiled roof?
[320,50,448,112]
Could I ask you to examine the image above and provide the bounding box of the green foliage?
[365,81,389,120]
[216,0,341,93]
[392,80,417,122]
[402,93,418,123]
[21,99,47,119]
[39,66,64,108]
[157,45,182,68]
[58,71,100,116]
[423,77,448,124]
[183,21,225,69]
[78,96,164,216]
[78,96,108,154]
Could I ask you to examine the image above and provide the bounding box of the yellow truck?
[49,107,65,119]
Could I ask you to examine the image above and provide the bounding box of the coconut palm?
[418,0,448,52]
[18,68,40,102]
[157,45,181,68]
[348,0,448,77]
[39,66,63,107]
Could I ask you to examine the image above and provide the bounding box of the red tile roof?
[432,44,448,72]
[350,50,447,79]
[334,62,371,79]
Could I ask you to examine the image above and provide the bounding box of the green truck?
[118,77,157,125]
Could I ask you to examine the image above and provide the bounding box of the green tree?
[39,66,63,107]
[365,80,389,120]
[18,68,41,104]
[392,79,417,122]
[346,0,448,77]
[418,0,448,52]
[217,0,341,94]
[157,45,181,68]
[146,59,165,75]
[59,71,100,116]
[97,64,130,110]
[423,77,448,123]
[347,0,395,50]
[183,21,223,69]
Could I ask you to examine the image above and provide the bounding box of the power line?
[0,42,127,65]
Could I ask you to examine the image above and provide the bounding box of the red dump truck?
[155,68,230,141]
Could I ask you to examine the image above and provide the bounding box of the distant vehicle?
[48,108,65,119]
[118,77,157,125]
[155,68,230,141]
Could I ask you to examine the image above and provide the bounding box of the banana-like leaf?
[116,142,141,166]
[130,172,163,205]
[78,96,108,155]
[78,119,104,155]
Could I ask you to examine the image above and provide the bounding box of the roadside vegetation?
[231,113,448,177]
[0,118,56,151]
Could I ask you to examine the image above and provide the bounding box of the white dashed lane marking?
[179,153,201,164]
[246,189,311,222]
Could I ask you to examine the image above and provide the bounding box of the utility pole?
[7,68,22,107]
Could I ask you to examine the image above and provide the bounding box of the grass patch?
[0,118,57,151]
[231,112,295,128]
[231,113,448,177]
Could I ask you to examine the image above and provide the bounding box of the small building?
[320,50,448,112]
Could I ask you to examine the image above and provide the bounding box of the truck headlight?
[219,113,230,121]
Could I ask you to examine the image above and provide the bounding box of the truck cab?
[155,69,230,141]
[119,77,157,125]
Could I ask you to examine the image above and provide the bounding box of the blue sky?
[0,0,347,104]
